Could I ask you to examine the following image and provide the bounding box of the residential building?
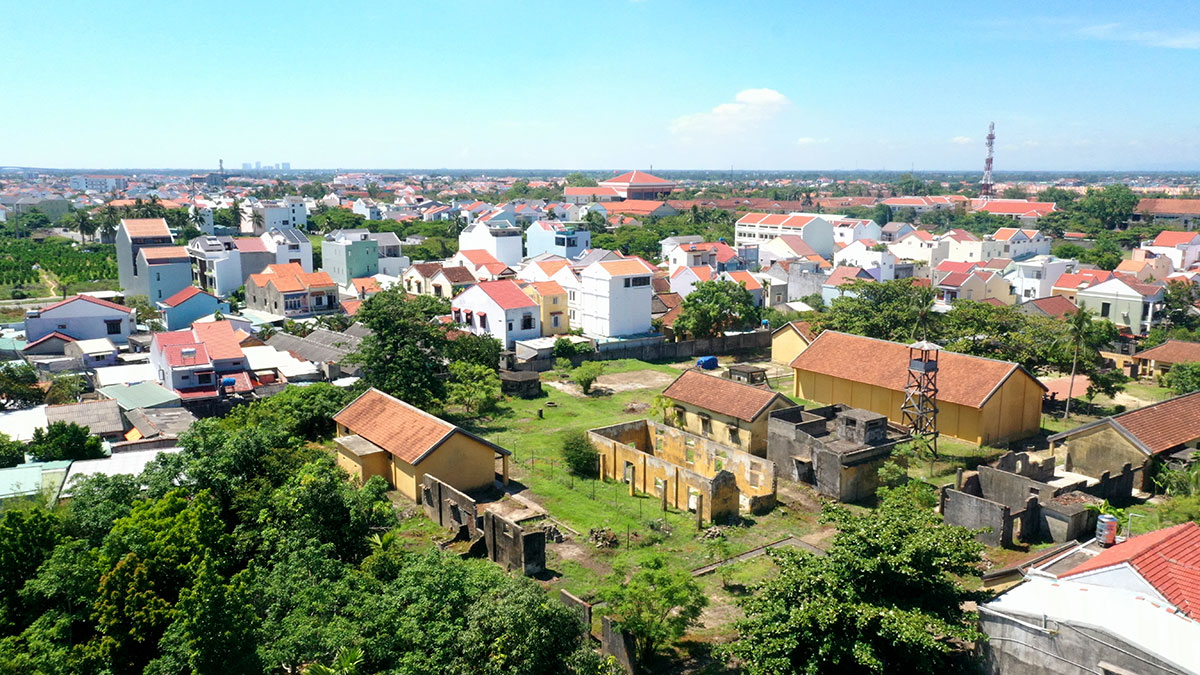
[351,198,382,221]
[936,270,1014,306]
[44,398,124,440]
[989,227,1052,259]
[367,231,409,276]
[1115,248,1172,281]
[1132,197,1200,230]
[879,221,915,242]
[402,262,443,296]
[259,227,313,272]
[24,295,134,344]
[116,218,174,293]
[833,239,896,281]
[662,369,794,457]
[791,331,1046,445]
[970,198,1056,223]
[721,270,764,307]
[1133,339,1200,378]
[64,338,119,369]
[1051,269,1115,304]
[187,235,274,297]
[246,263,339,318]
[821,266,873,306]
[517,257,572,283]
[522,280,569,335]
[579,257,657,338]
[458,220,524,266]
[945,231,1006,263]
[1076,276,1166,333]
[157,286,229,331]
[830,218,881,245]
[887,229,950,269]
[452,249,513,281]
[664,240,757,273]
[669,265,713,298]
[758,234,827,269]
[69,174,128,192]
[600,199,678,219]
[1140,230,1200,271]
[249,197,307,234]
[148,321,252,402]
[1018,295,1079,320]
[134,246,193,303]
[981,523,1200,675]
[735,212,836,257]
[595,170,676,199]
[880,195,967,214]
[563,186,622,204]
[451,280,540,349]
[333,388,510,501]
[322,230,378,286]
[1008,255,1075,302]
[525,220,591,259]
[770,320,815,365]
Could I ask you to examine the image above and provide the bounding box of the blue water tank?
[221,377,236,388]
[696,356,718,370]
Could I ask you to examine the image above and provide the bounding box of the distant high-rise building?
[281,162,291,171]
[255,161,261,170]
[242,162,251,170]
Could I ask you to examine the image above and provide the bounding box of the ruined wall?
[421,474,479,538]
[977,466,1062,510]
[1084,463,1136,504]
[993,451,1056,482]
[814,445,893,503]
[1052,425,1149,490]
[941,487,1014,548]
[482,510,545,576]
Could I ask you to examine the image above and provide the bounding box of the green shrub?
[561,430,599,477]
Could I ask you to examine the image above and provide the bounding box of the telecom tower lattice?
[901,341,940,457]
[980,122,995,200]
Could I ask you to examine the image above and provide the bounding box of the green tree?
[552,336,577,359]
[457,577,591,675]
[1166,362,1200,395]
[1076,184,1139,230]
[725,484,984,674]
[673,280,761,339]
[0,508,60,631]
[352,288,451,410]
[154,556,261,674]
[1063,309,1094,420]
[565,172,598,188]
[818,279,939,343]
[0,363,44,409]
[598,554,707,665]
[43,375,82,405]
[125,295,164,332]
[1162,280,1200,329]
[0,432,24,468]
[445,331,501,371]
[571,361,605,395]
[305,646,364,675]
[446,362,501,415]
[1036,186,1080,206]
[28,422,105,462]
[560,430,599,477]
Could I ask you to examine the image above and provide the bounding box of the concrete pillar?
[661,484,668,511]
[501,454,509,486]
[628,467,635,497]
[697,494,704,529]
[600,454,607,481]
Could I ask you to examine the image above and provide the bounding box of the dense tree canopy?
[673,280,762,338]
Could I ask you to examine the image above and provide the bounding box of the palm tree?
[75,210,95,242]
[230,198,243,232]
[190,207,208,232]
[910,286,937,342]
[303,646,363,675]
[1063,309,1094,420]
[251,210,265,233]
[97,205,120,242]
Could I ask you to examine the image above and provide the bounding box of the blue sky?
[2,1,1198,170]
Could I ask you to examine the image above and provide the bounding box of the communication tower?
[980,122,995,199]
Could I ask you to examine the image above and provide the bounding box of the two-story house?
[259,227,314,272]
[888,229,950,269]
[451,280,540,349]
[935,270,1015,307]
[1140,230,1200,272]
[24,295,135,344]
[246,263,339,319]
[832,239,896,281]
[1008,255,1076,303]
[458,220,524,266]
[322,229,378,286]
[187,235,275,297]
[721,270,764,307]
[579,257,657,338]
[116,218,174,293]
[669,265,714,298]
[990,227,1052,260]
[367,232,409,276]
[1076,276,1166,333]
[452,249,515,281]
[521,280,569,336]
[157,286,230,331]
[831,218,882,245]
[525,221,591,260]
[135,246,193,303]
[149,321,252,401]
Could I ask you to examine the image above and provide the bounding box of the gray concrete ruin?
[483,510,546,576]
[421,474,546,576]
[767,404,908,502]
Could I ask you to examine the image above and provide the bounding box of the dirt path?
[544,369,677,397]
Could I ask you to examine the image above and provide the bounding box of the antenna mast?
[980,122,995,200]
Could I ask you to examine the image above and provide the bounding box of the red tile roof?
[160,285,210,308]
[474,280,538,310]
[725,270,762,290]
[1135,339,1200,365]
[936,260,980,275]
[564,186,619,197]
[1152,230,1200,247]
[790,331,1045,408]
[458,249,502,267]
[233,238,268,253]
[1025,295,1079,319]
[771,234,819,258]
[596,257,657,276]
[352,277,382,295]
[189,321,244,361]
[408,262,442,279]
[249,263,336,292]
[140,246,189,263]
[1062,522,1200,620]
[1054,270,1113,290]
[1108,390,1200,455]
[600,170,671,186]
[121,217,170,238]
[826,266,871,287]
[38,294,133,315]
[1138,199,1200,218]
[438,266,477,284]
[663,369,791,422]
[672,265,713,282]
[341,299,363,316]
[525,280,565,296]
[601,200,672,216]
[334,388,507,465]
[737,212,820,229]
[23,331,77,350]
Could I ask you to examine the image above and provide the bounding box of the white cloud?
[1080,23,1200,49]
[951,136,972,145]
[669,88,790,139]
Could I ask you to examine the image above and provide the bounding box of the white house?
[24,295,135,344]
[452,249,514,281]
[149,321,250,400]
[1140,230,1200,272]
[879,222,916,242]
[833,239,896,281]
[450,280,540,349]
[735,212,836,258]
[351,198,382,221]
[1076,276,1167,333]
[888,230,949,269]
[458,220,524,266]
[669,265,715,298]
[721,270,764,307]
[250,197,308,233]
[259,227,313,272]
[1007,255,1076,303]
[579,257,656,338]
[990,228,1051,260]
[831,219,882,246]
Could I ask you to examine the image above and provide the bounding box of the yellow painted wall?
[335,446,389,485]
[524,287,569,336]
[793,369,1041,446]
[771,328,809,365]
[388,432,499,502]
[669,397,792,457]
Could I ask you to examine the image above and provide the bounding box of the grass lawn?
[1120,381,1174,404]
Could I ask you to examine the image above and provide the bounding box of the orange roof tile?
[140,246,189,262]
[120,218,170,238]
[663,369,791,422]
[334,388,508,464]
[1136,339,1200,366]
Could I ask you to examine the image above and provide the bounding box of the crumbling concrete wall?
[1083,463,1136,504]
[1052,424,1151,491]
[941,487,1014,547]
[559,590,593,636]
[977,466,1062,510]
[813,445,893,502]
[482,511,545,576]
[422,474,479,538]
[993,451,1056,482]
[601,616,638,675]
[589,419,776,520]
[768,404,901,502]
